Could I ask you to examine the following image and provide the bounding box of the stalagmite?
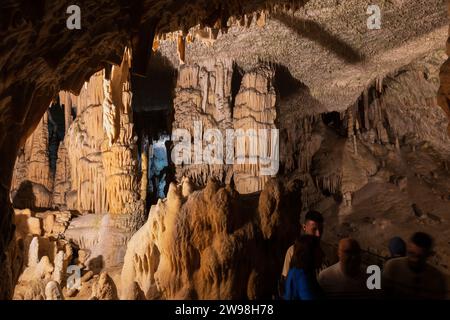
[63,48,144,270]
[45,281,64,300]
[52,251,64,284]
[102,78,118,147]
[28,237,39,267]
[90,272,118,300]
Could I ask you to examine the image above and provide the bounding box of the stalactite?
[177,34,186,65]
[172,58,234,187]
[59,91,74,133]
[233,64,277,194]
[65,70,106,214]
[140,136,149,203]
[102,78,118,147]
[363,87,369,130]
[52,142,71,208]
[11,110,53,208]
[102,48,140,216]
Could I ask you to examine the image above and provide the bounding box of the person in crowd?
[281,211,324,279]
[284,235,324,300]
[318,238,370,299]
[382,232,447,299]
[388,236,406,259]
[279,211,325,298]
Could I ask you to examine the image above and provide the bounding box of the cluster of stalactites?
[152,9,270,64]
[341,76,392,146]
[63,48,140,215]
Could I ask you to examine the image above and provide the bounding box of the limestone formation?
[1,0,450,301]
[45,281,64,300]
[28,237,39,268]
[65,70,107,214]
[90,272,118,300]
[121,178,301,299]
[11,112,53,209]
[233,65,278,194]
[172,59,234,187]
[52,251,65,284]
[52,143,71,209]
[171,61,279,194]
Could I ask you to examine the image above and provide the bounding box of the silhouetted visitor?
[279,211,325,298]
[284,235,324,300]
[281,211,324,279]
[318,238,370,299]
[382,232,447,299]
[388,236,406,258]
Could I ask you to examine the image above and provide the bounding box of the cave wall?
[11,111,53,210]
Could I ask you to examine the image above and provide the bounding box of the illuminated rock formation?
[233,65,278,194]
[52,143,71,209]
[121,178,301,299]
[172,59,234,186]
[172,61,278,194]
[90,272,119,300]
[11,112,53,209]
[64,49,145,270]
[1,0,450,300]
[65,71,106,214]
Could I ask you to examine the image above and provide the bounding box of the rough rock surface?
[172,59,234,186]
[11,112,53,209]
[121,178,301,299]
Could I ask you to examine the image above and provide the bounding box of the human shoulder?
[287,244,294,253]
[383,257,407,273]
[318,262,340,284]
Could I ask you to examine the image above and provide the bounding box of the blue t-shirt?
[284,268,322,300]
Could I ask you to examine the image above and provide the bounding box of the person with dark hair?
[318,238,369,299]
[281,211,324,279]
[279,211,326,298]
[284,235,324,300]
[382,232,447,299]
[388,236,406,258]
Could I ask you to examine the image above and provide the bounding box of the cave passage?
[1,0,450,302]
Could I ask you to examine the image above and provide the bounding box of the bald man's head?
[338,238,361,277]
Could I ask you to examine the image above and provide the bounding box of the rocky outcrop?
[121,177,302,300]
[172,59,234,186]
[11,112,53,209]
